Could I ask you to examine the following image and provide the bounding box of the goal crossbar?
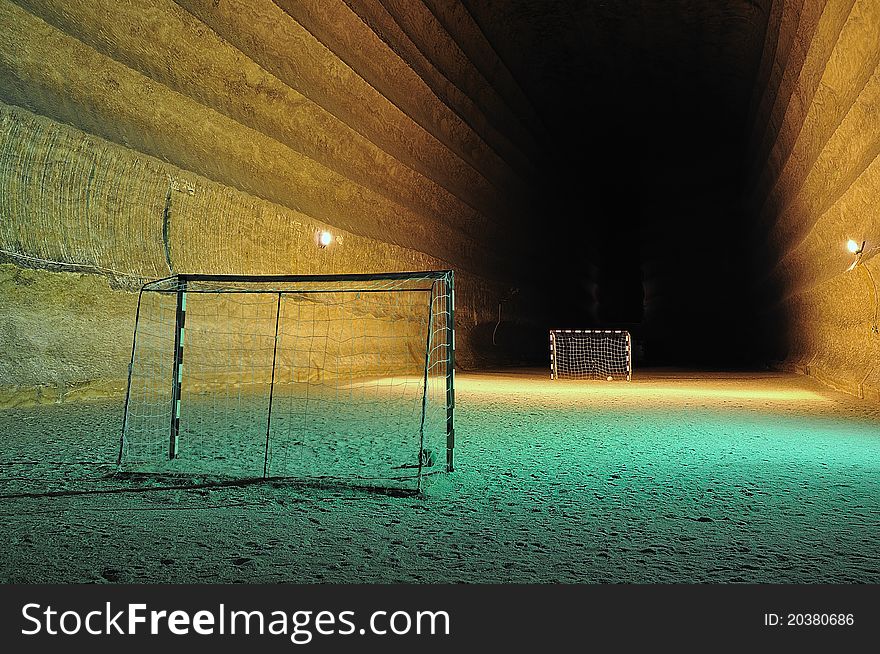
[144,270,452,288]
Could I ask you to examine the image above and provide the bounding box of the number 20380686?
[764,613,854,627]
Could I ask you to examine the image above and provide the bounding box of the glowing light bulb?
[319,230,333,247]
[847,239,862,254]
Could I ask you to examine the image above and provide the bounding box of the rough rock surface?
[0,0,536,401]
[1,0,878,402]
[747,0,880,400]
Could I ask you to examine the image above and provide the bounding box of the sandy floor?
[0,369,878,583]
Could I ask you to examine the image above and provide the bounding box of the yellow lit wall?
[0,0,537,403]
[748,0,880,400]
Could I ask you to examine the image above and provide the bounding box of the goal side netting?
[549,329,631,381]
[118,271,455,491]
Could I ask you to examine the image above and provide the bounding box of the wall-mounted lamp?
[317,230,333,248]
[845,238,878,334]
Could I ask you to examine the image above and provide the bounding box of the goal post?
[118,271,455,491]
[549,329,632,381]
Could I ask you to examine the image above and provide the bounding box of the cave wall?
[749,0,880,400]
[0,0,536,405]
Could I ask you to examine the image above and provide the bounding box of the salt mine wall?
[0,0,538,406]
[748,0,880,400]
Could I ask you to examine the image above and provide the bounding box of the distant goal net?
[549,329,631,381]
[119,271,454,491]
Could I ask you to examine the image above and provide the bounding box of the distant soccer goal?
[549,329,631,381]
[119,271,455,491]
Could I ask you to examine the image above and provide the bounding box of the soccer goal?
[118,271,455,491]
[549,329,631,381]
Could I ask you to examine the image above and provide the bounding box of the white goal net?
[119,271,454,491]
[550,329,631,381]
